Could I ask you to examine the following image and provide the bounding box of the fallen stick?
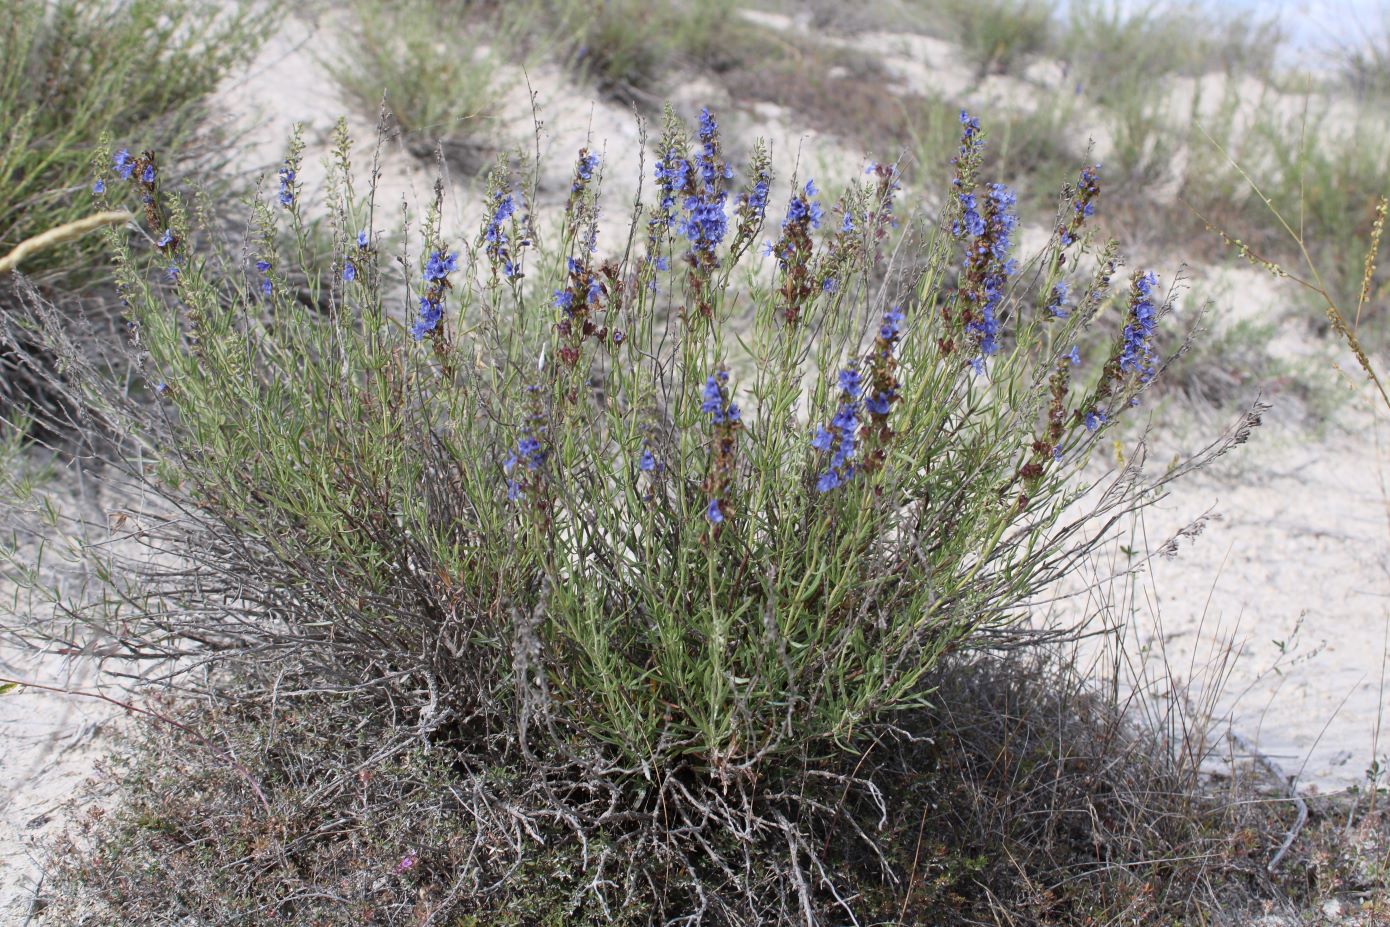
[0,210,134,275]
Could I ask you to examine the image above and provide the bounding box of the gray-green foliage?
[45,109,1189,778]
[931,0,1055,76]
[325,0,519,170]
[0,0,267,283]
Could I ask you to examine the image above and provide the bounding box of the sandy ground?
[3,4,1389,918]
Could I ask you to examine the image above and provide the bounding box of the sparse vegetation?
[325,0,520,173]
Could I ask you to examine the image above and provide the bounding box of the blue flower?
[92,179,106,195]
[482,192,525,280]
[356,230,369,249]
[742,178,770,221]
[156,229,174,248]
[165,263,179,280]
[706,498,725,523]
[954,192,984,238]
[783,180,824,230]
[260,278,273,296]
[113,149,135,181]
[678,195,728,259]
[880,308,905,340]
[1118,271,1160,382]
[700,372,741,425]
[837,367,862,399]
[841,213,854,233]
[412,296,443,340]
[255,260,271,274]
[695,107,733,187]
[654,151,692,213]
[342,260,357,283]
[572,151,600,192]
[1084,410,1104,432]
[1066,345,1081,366]
[553,290,574,312]
[822,277,838,294]
[141,164,155,184]
[423,251,458,282]
[639,448,657,472]
[1047,280,1070,318]
[517,435,545,470]
[277,166,295,207]
[814,367,866,491]
[864,390,894,416]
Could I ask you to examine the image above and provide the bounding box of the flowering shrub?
[64,107,1185,787]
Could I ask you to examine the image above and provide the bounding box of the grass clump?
[0,0,266,285]
[326,0,519,173]
[535,0,758,101]
[930,0,1055,76]
[3,103,1261,923]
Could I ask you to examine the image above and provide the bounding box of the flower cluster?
[728,140,772,262]
[1058,164,1100,249]
[956,182,1019,371]
[818,196,865,297]
[700,368,740,525]
[481,187,526,281]
[1045,280,1069,318]
[570,148,600,197]
[504,431,547,502]
[342,230,369,283]
[950,110,986,221]
[863,160,903,258]
[1118,270,1160,383]
[108,147,166,231]
[113,148,136,182]
[553,257,619,367]
[812,367,865,493]
[767,179,824,325]
[502,387,551,507]
[860,309,904,474]
[254,259,273,297]
[678,108,733,318]
[649,143,692,252]
[412,249,457,340]
[277,163,296,208]
[157,226,181,279]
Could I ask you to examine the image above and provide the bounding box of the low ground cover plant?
[4,106,1273,923]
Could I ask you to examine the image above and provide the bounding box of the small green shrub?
[1061,0,1282,94]
[0,0,267,284]
[929,0,1055,76]
[7,105,1244,921]
[326,0,517,172]
[1185,102,1390,343]
[534,0,753,98]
